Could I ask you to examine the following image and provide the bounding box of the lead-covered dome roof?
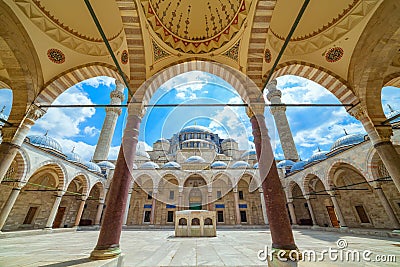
[290,161,307,172]
[97,161,115,170]
[140,161,159,169]
[277,159,295,169]
[232,161,250,168]
[27,134,63,154]
[185,156,206,163]
[65,148,82,163]
[162,161,181,169]
[330,134,365,151]
[221,138,237,144]
[155,138,170,143]
[84,161,102,173]
[240,149,257,159]
[211,161,228,169]
[307,151,328,164]
[179,125,212,134]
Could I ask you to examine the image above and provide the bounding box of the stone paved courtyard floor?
[0,229,399,267]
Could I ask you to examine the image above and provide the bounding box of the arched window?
[191,218,200,225]
[179,218,187,225]
[204,218,212,225]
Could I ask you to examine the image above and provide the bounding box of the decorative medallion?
[325,47,344,63]
[264,48,272,63]
[222,40,240,62]
[47,48,65,64]
[142,0,251,54]
[152,40,170,61]
[121,50,129,64]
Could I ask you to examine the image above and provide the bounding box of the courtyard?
[0,229,399,267]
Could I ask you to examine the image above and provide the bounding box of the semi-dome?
[97,161,115,170]
[84,161,102,173]
[330,134,365,151]
[232,161,250,168]
[27,134,63,154]
[140,161,159,169]
[185,155,206,163]
[211,161,228,169]
[136,150,150,159]
[253,162,259,169]
[290,161,307,172]
[65,148,82,163]
[240,150,257,159]
[179,125,211,134]
[162,161,181,169]
[155,138,170,143]
[307,151,328,164]
[221,138,237,144]
[277,160,295,169]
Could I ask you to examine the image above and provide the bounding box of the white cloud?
[83,126,100,137]
[32,87,96,138]
[78,76,115,89]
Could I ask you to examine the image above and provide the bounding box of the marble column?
[207,191,213,211]
[0,104,45,183]
[95,198,105,225]
[259,190,269,225]
[287,202,297,225]
[348,104,400,192]
[150,192,157,225]
[328,191,347,227]
[91,104,143,260]
[178,190,183,211]
[248,103,297,253]
[0,187,21,230]
[233,187,241,225]
[74,198,87,227]
[306,197,317,226]
[374,187,400,229]
[122,190,132,225]
[45,192,64,229]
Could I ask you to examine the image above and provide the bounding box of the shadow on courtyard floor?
[38,258,91,267]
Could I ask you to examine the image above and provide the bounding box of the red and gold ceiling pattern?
[141,0,251,54]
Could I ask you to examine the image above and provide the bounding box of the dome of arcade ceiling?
[141,0,252,54]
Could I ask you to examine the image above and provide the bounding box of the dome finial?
[387,104,395,113]
[0,105,5,113]
[343,128,348,135]
[317,146,321,152]
[44,130,48,137]
[71,146,75,153]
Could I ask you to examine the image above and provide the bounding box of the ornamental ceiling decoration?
[152,40,170,62]
[268,0,378,56]
[325,47,344,63]
[141,0,251,54]
[14,0,125,56]
[222,40,240,62]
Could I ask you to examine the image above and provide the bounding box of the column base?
[392,229,400,234]
[267,248,300,267]
[90,246,121,260]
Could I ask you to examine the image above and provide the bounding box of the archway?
[183,175,208,210]
[156,175,179,224]
[210,174,235,225]
[127,175,154,225]
[289,182,311,226]
[237,175,263,225]
[80,182,105,226]
[329,163,394,228]
[2,164,64,231]
[304,175,334,227]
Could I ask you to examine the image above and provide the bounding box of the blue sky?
[0,73,398,161]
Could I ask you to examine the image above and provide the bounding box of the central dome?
[179,125,212,134]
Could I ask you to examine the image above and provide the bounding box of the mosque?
[0,0,399,265]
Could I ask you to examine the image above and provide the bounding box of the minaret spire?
[93,80,125,162]
[266,79,299,161]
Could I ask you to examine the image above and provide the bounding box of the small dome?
[240,150,257,159]
[277,160,295,169]
[140,161,159,169]
[386,104,400,123]
[136,150,150,159]
[162,161,181,169]
[97,161,115,170]
[0,105,8,127]
[185,155,206,163]
[253,162,259,169]
[132,163,138,170]
[27,134,63,154]
[179,125,212,134]
[330,134,365,151]
[155,138,170,143]
[84,161,102,173]
[211,161,228,169]
[290,161,307,172]
[65,148,82,163]
[307,151,328,164]
[232,161,250,168]
[221,138,237,144]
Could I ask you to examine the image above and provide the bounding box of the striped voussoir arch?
[89,181,106,200]
[135,61,260,107]
[302,172,326,195]
[383,72,400,88]
[116,0,146,93]
[35,63,122,107]
[246,0,276,90]
[24,161,67,191]
[68,172,90,197]
[270,62,359,106]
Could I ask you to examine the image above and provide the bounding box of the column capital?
[347,103,368,121]
[105,106,122,115]
[127,103,146,118]
[110,90,125,101]
[270,105,286,115]
[246,103,265,118]
[26,104,46,123]
[375,127,393,143]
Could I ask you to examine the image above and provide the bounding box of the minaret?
[266,79,299,161]
[93,80,125,162]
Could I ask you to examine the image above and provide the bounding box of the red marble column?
[250,111,297,251]
[90,106,142,260]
